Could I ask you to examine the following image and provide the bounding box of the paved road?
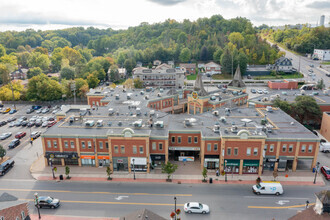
[266,40,330,86]
[0,179,327,220]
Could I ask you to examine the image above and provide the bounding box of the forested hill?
[0,15,279,69]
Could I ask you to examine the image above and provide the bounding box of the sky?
[0,0,329,31]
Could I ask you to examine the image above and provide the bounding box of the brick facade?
[0,202,29,220]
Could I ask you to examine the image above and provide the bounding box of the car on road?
[0,121,7,127]
[37,196,60,209]
[252,182,283,196]
[309,64,314,67]
[250,89,256,93]
[0,132,12,140]
[7,117,16,122]
[321,166,330,180]
[0,160,15,176]
[8,139,20,149]
[247,74,252,79]
[308,69,313,73]
[326,73,330,77]
[2,108,10,114]
[31,131,41,139]
[9,109,17,114]
[257,89,263,94]
[15,132,26,139]
[26,108,34,114]
[308,72,312,76]
[184,202,210,214]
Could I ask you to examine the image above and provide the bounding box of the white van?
[252,182,283,196]
[320,143,330,153]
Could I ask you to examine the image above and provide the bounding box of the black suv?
[0,160,15,176]
[37,196,60,209]
[8,139,20,149]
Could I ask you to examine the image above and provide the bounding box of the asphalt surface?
[0,179,327,220]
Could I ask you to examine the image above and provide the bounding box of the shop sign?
[179,156,194,162]
[169,147,200,151]
[150,155,165,161]
[205,158,219,162]
[98,156,110,160]
[266,158,279,163]
[117,159,124,163]
[46,152,78,159]
[243,160,259,166]
[131,157,147,165]
[225,160,240,166]
[80,155,95,159]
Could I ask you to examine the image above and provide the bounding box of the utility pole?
[10,82,16,110]
[71,81,76,105]
[231,53,234,78]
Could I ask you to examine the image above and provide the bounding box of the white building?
[314,49,330,61]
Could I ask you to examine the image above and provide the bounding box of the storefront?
[264,157,277,171]
[130,157,148,172]
[113,157,128,171]
[150,155,165,166]
[45,152,79,166]
[81,155,95,167]
[204,156,219,169]
[168,147,200,161]
[97,155,110,167]
[243,160,259,174]
[224,159,240,174]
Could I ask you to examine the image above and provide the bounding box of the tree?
[133,78,144,89]
[123,78,134,89]
[293,96,322,124]
[237,52,248,75]
[65,166,70,179]
[273,98,292,114]
[220,48,232,74]
[316,79,325,90]
[106,166,113,180]
[17,51,31,67]
[123,58,136,75]
[109,65,120,82]
[200,46,208,61]
[0,145,6,161]
[259,52,266,64]
[0,44,6,57]
[28,52,50,71]
[0,54,17,66]
[228,32,244,48]
[62,46,83,66]
[26,74,63,101]
[213,48,223,63]
[60,67,75,80]
[27,67,43,79]
[202,167,208,182]
[75,78,89,97]
[161,161,178,181]
[179,48,191,62]
[86,73,99,89]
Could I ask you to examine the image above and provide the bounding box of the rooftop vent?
[282,91,287,96]
[157,93,161,97]
[262,97,269,102]
[118,121,122,126]
[266,106,273,112]
[231,125,238,133]
[184,118,196,127]
[160,88,164,93]
[213,111,219,116]
[150,110,155,116]
[155,121,164,128]
[133,119,143,127]
[220,117,226,123]
[210,96,216,101]
[108,108,114,115]
[127,93,132,100]
[224,128,229,134]
[136,108,141,115]
[123,89,126,93]
[140,91,144,95]
[108,121,112,126]
[266,124,273,133]
[255,125,263,134]
[145,95,149,100]
[290,122,294,125]
[213,125,220,133]
[96,120,103,127]
[225,108,230,113]
[115,94,119,100]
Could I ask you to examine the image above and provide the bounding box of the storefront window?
[64,158,78,165]
[224,160,240,173]
[243,160,259,174]
[81,159,95,167]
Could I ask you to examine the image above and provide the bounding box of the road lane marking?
[115,196,129,200]
[248,203,315,209]
[21,198,184,206]
[244,196,309,200]
[0,188,192,197]
[276,200,290,205]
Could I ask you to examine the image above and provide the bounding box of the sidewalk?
[30,214,118,220]
[30,156,325,186]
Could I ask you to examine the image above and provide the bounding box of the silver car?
[0,132,12,140]
[184,202,210,214]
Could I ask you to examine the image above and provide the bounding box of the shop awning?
[225,160,240,166]
[131,157,147,165]
[80,155,95,159]
[243,160,259,166]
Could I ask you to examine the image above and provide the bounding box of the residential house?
[314,49,330,61]
[168,61,174,67]
[205,62,221,75]
[10,68,28,80]
[136,61,143,67]
[118,68,127,79]
[153,60,161,66]
[267,57,294,73]
[198,63,205,70]
[179,63,196,75]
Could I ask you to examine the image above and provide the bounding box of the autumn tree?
[179,48,191,62]
[26,74,63,101]
[60,67,75,80]
[28,52,50,71]
[27,67,43,79]
[86,72,100,89]
[0,80,25,101]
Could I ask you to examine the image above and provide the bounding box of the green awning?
[225,160,240,166]
[243,160,259,166]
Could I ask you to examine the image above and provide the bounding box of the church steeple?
[228,65,246,88]
[193,73,208,96]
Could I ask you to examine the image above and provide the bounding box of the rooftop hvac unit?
[262,97,269,102]
[118,121,122,126]
[323,89,329,96]
[108,121,112,126]
[85,120,95,127]
[213,111,219,116]
[184,119,191,126]
[127,93,132,100]
[220,117,226,123]
[210,96,216,101]
[157,93,161,97]
[213,125,220,133]
[225,108,230,113]
[282,91,287,96]
[155,121,164,128]
[96,120,103,127]
[255,126,263,133]
[108,108,114,115]
[115,94,119,100]
[136,108,141,115]
[123,89,126,93]
[140,91,144,95]
[224,128,229,134]
[266,124,273,133]
[266,106,273,112]
[145,95,149,100]
[133,120,143,127]
[231,125,238,133]
[150,110,155,116]
[160,88,164,93]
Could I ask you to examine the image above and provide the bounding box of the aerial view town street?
[0,0,330,219]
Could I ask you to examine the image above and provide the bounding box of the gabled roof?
[155,63,172,70]
[120,208,167,220]
[205,61,220,67]
[179,63,196,68]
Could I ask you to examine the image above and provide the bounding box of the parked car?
[250,89,256,93]
[0,121,7,127]
[9,109,17,114]
[52,109,59,114]
[19,116,27,121]
[42,121,48,127]
[257,89,263,94]
[9,122,15,127]
[7,117,16,122]
[247,75,252,79]
[0,132,12,140]
[31,131,41,139]
[48,121,57,128]
[48,116,55,121]
[32,105,42,110]
[2,108,10,114]
[184,202,210,214]
[263,89,269,94]
[321,166,330,180]
[21,121,28,127]
[37,196,60,209]
[27,121,35,127]
[15,132,26,139]
[36,109,42,114]
[42,108,50,114]
[15,120,23,127]
[35,120,42,127]
[8,139,20,149]
[26,108,34,114]
[309,64,314,67]
[326,73,330,77]
[0,160,15,176]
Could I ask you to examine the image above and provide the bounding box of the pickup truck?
[0,159,15,176]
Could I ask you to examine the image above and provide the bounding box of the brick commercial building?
[45,77,320,177]
[268,79,299,90]
[320,112,330,141]
[0,193,30,220]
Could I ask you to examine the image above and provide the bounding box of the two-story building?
[179,63,196,75]
[205,62,221,75]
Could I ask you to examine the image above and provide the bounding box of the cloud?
[306,1,330,9]
[148,0,187,6]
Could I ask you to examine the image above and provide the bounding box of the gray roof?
[194,73,208,96]
[120,208,166,220]
[0,192,27,210]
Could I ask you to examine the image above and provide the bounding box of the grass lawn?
[321,62,330,65]
[211,74,232,80]
[254,73,304,80]
[186,74,197,80]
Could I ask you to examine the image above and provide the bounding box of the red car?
[47,121,57,127]
[15,132,26,139]
[321,166,330,180]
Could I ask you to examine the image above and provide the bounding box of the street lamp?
[50,158,56,179]
[224,160,227,182]
[313,162,320,184]
[132,158,136,180]
[174,197,177,220]
[34,192,41,219]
